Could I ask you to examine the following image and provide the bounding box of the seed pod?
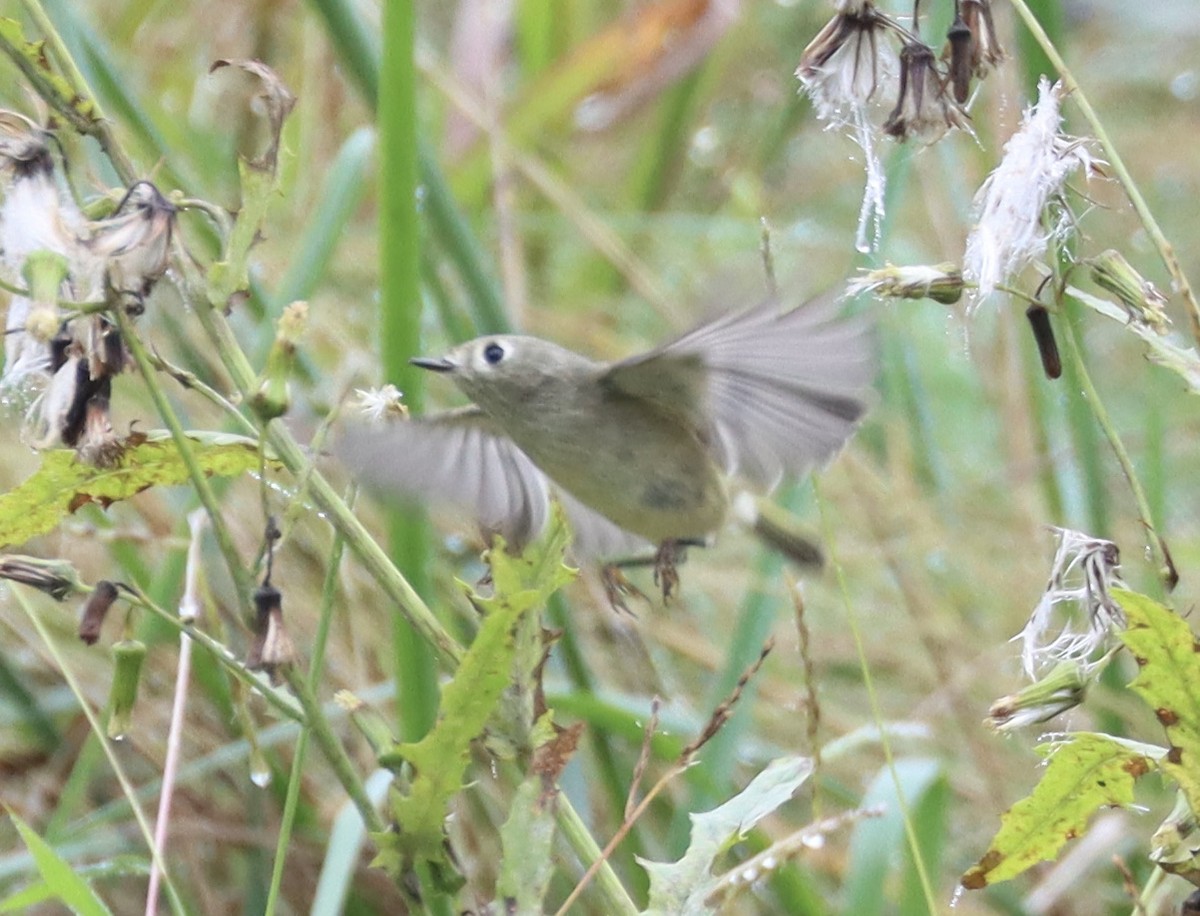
[106,639,147,740]
[1025,304,1061,379]
[79,580,119,645]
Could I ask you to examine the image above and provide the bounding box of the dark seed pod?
[79,580,120,645]
[946,16,973,104]
[1026,304,1061,380]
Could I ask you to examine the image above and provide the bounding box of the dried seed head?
[961,0,1006,78]
[1088,249,1170,334]
[87,181,175,305]
[986,660,1087,731]
[796,1,900,125]
[846,262,964,304]
[0,555,84,600]
[964,79,1101,304]
[246,584,295,678]
[1016,527,1124,679]
[882,41,971,143]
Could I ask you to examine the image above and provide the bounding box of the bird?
[339,292,874,602]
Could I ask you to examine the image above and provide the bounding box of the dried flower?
[246,584,295,678]
[0,555,84,600]
[1088,249,1170,334]
[986,660,1087,731]
[882,41,971,142]
[1016,527,1124,679]
[964,78,1101,303]
[355,384,408,424]
[961,0,1006,78]
[79,580,120,645]
[796,0,900,125]
[86,181,175,308]
[846,262,964,304]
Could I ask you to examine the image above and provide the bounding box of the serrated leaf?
[1115,588,1200,815]
[373,508,575,879]
[0,432,269,548]
[640,754,813,915]
[6,811,112,916]
[494,714,580,911]
[962,733,1162,889]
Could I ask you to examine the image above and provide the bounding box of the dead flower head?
[964,78,1102,304]
[846,262,964,304]
[1017,527,1124,680]
[882,41,971,143]
[796,0,900,125]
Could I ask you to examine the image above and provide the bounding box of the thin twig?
[145,510,205,916]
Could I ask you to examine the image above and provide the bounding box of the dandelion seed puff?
[964,78,1099,305]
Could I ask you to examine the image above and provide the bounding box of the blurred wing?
[339,407,651,560]
[603,294,874,490]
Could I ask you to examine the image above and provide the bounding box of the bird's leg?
[653,540,682,601]
[600,564,646,616]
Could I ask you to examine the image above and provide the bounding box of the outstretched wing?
[602,294,873,490]
[337,407,651,559]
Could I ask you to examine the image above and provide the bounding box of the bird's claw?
[601,565,646,615]
[653,540,681,601]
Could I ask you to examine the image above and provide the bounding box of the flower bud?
[0,556,84,600]
[336,690,404,768]
[250,301,307,421]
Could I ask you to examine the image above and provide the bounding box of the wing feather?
[338,407,650,559]
[603,294,873,490]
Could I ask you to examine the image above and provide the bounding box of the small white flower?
[964,78,1101,304]
[355,384,407,424]
[1017,527,1124,679]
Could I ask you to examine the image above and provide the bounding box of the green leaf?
[494,714,573,911]
[1115,588,1200,814]
[5,811,113,916]
[0,432,269,548]
[371,508,575,880]
[639,754,813,915]
[961,732,1162,889]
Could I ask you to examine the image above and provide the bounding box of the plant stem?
[116,308,254,607]
[814,481,939,915]
[14,586,187,915]
[1007,0,1200,349]
[1057,301,1175,590]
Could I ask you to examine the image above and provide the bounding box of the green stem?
[1007,0,1200,349]
[380,0,439,746]
[19,0,138,183]
[814,482,939,915]
[553,786,639,916]
[1057,301,1175,590]
[265,519,350,915]
[284,668,386,834]
[121,587,303,723]
[14,587,186,915]
[116,308,254,606]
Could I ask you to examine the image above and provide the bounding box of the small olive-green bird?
[340,294,873,594]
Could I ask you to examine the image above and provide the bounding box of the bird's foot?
[653,540,682,601]
[601,565,646,615]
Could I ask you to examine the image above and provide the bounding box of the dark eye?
[483,342,505,365]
